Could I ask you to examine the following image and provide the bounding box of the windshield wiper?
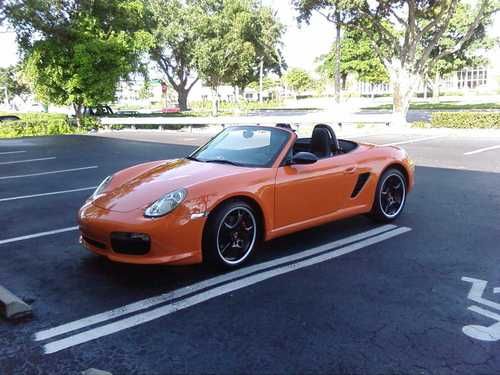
[203,159,243,166]
[186,155,202,162]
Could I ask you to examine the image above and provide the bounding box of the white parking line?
[0,226,78,245]
[40,226,411,354]
[468,305,500,321]
[0,157,56,165]
[380,135,444,147]
[0,187,97,202]
[464,145,500,156]
[0,150,26,155]
[35,224,398,342]
[0,166,98,180]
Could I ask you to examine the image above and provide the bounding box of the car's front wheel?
[203,200,259,268]
[370,168,407,222]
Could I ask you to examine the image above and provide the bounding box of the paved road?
[1,132,500,374]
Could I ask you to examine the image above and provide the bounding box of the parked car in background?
[161,105,181,113]
[115,110,139,116]
[0,115,21,123]
[83,105,114,116]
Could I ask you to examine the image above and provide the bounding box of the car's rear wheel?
[370,168,407,222]
[203,200,259,268]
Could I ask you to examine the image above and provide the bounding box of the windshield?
[189,126,290,167]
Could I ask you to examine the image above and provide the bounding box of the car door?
[274,155,359,230]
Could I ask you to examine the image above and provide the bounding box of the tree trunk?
[388,59,415,126]
[211,88,219,116]
[177,88,188,111]
[432,71,440,104]
[334,12,341,104]
[234,87,242,115]
[234,87,240,103]
[73,103,83,128]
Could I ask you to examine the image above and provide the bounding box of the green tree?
[317,29,389,89]
[248,77,280,92]
[194,0,285,114]
[294,0,498,125]
[228,4,286,93]
[425,2,495,102]
[283,68,313,99]
[147,0,284,113]
[294,0,356,103]
[3,0,153,125]
[147,0,204,111]
[0,64,30,104]
[138,80,153,100]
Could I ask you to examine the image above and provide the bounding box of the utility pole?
[334,11,341,104]
[259,58,264,104]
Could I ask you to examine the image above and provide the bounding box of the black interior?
[291,123,358,160]
[310,127,332,158]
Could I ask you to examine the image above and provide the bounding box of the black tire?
[203,200,259,269]
[370,168,407,222]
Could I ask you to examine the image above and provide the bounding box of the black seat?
[313,123,340,154]
[310,127,332,158]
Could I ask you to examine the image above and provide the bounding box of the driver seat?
[310,127,332,158]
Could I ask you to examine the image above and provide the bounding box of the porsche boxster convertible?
[78,124,414,268]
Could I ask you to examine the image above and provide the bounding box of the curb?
[0,285,32,320]
[82,369,113,375]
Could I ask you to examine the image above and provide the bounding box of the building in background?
[357,45,500,97]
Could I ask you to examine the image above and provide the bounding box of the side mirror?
[292,152,318,165]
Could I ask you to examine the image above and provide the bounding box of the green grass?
[362,102,500,111]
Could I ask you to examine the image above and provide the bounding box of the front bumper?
[78,202,206,265]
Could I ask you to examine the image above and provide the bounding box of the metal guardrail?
[100,113,392,131]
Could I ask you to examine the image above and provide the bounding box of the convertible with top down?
[78,123,414,268]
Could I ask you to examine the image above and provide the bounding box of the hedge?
[0,115,100,138]
[430,111,500,129]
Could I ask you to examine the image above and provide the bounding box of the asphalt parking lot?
[1,130,500,374]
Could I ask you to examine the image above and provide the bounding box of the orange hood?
[92,159,244,212]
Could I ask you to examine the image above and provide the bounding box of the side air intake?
[351,173,370,198]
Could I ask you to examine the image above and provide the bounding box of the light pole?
[259,58,264,104]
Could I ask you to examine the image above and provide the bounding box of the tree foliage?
[317,29,389,85]
[147,0,285,111]
[147,0,205,110]
[247,77,280,91]
[283,68,313,96]
[294,0,499,124]
[427,2,495,78]
[3,0,153,121]
[0,64,30,101]
[195,0,285,91]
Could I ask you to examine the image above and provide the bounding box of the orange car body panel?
[78,127,414,265]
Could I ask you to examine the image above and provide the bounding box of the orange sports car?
[78,124,414,268]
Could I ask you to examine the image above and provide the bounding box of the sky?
[263,0,336,72]
[0,1,498,72]
[0,29,18,68]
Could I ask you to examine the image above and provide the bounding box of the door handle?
[344,167,357,174]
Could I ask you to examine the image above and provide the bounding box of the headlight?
[144,188,187,218]
[91,176,112,199]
